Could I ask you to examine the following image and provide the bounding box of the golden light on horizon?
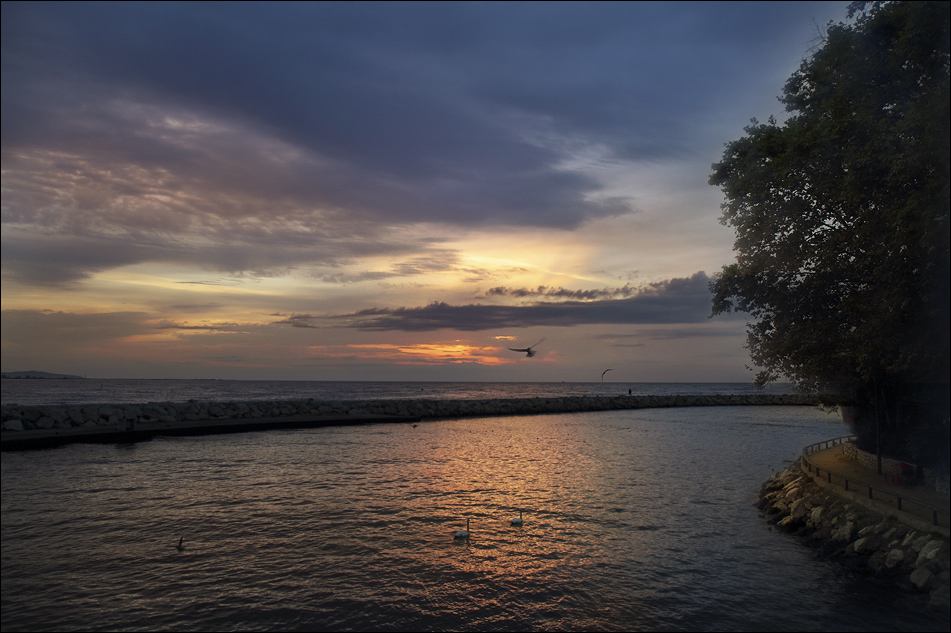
[305,342,516,366]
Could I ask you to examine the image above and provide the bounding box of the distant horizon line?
[2,372,778,385]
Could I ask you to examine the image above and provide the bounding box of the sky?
[1,1,851,383]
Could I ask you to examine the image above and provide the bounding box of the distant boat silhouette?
[175,536,185,551]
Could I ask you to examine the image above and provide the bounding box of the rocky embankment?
[0,393,817,432]
[759,461,950,612]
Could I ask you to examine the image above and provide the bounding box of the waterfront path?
[761,446,951,612]
[804,443,950,535]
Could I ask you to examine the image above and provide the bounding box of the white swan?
[508,338,546,358]
[454,519,470,538]
[511,511,523,526]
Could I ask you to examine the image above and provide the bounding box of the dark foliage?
[710,1,950,462]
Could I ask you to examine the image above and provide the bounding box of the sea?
[1,378,806,407]
[2,380,948,631]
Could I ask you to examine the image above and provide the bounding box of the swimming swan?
[454,519,470,538]
[511,511,523,526]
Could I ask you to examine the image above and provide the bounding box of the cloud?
[280,271,717,331]
[154,320,249,332]
[1,3,636,236]
[485,284,638,300]
[593,322,745,344]
[166,302,226,312]
[270,314,323,330]
[313,342,513,367]
[2,2,846,233]
[0,309,150,346]
[1,1,850,291]
[1,2,852,382]
[0,232,154,286]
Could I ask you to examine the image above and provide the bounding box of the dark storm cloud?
[282,271,716,331]
[155,320,247,332]
[486,284,638,300]
[273,314,325,330]
[3,2,841,200]
[1,1,848,284]
[0,233,154,286]
[2,2,622,229]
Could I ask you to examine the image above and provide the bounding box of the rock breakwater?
[1,393,818,432]
[759,461,950,612]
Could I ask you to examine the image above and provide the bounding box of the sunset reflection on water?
[5,406,943,632]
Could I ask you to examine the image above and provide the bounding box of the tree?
[709,1,950,463]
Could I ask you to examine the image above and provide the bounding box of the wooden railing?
[801,437,949,529]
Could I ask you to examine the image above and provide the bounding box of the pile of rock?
[759,462,950,612]
[0,393,819,432]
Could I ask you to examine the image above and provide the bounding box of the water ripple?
[3,406,946,631]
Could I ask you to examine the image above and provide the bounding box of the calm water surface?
[2,405,945,631]
[1,379,801,407]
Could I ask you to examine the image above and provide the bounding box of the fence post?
[802,436,947,530]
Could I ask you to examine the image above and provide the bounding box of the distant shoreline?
[2,371,85,380]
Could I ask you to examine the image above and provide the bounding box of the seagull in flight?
[509,338,545,357]
[602,369,613,381]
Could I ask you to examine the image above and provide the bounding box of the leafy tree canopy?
[710,1,949,459]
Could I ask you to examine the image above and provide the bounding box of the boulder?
[915,540,945,567]
[885,548,906,569]
[910,566,934,590]
[832,520,855,542]
[35,417,55,429]
[2,419,24,431]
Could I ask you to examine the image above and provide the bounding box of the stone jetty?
[1,392,818,434]
[759,461,950,612]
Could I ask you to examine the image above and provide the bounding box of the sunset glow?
[1,1,850,382]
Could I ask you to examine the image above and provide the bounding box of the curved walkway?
[803,438,950,535]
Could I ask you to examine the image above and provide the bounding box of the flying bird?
[509,338,546,357]
[601,369,614,381]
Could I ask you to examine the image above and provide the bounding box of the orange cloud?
[306,342,514,366]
